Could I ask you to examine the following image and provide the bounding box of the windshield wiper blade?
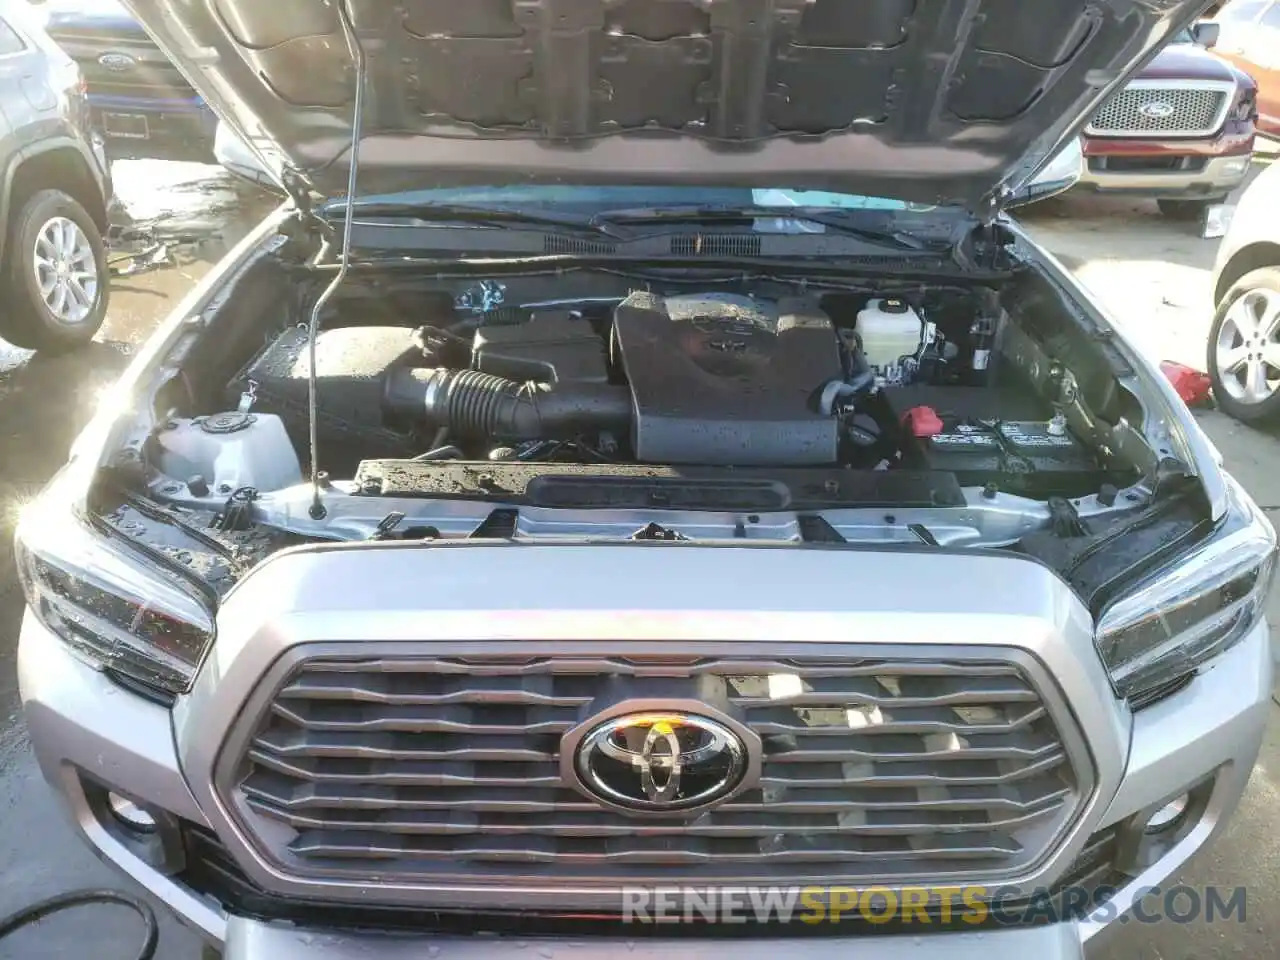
[334,202,623,238]
[593,205,935,251]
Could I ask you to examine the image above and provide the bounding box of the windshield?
[340,186,931,214]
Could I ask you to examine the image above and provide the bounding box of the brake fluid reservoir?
[155,412,303,495]
[857,298,923,379]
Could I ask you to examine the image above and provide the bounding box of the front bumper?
[18,595,1272,957]
[221,917,1085,960]
[1077,154,1252,199]
[1077,125,1255,199]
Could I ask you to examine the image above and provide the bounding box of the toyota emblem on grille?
[1139,101,1176,119]
[564,708,756,815]
[98,52,137,72]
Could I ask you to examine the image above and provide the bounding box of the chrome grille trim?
[215,647,1094,895]
[1085,79,1235,138]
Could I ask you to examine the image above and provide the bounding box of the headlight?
[1234,90,1257,123]
[1096,480,1275,703]
[16,478,216,698]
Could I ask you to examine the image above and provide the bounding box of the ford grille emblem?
[98,52,136,72]
[1139,101,1176,119]
[566,710,754,814]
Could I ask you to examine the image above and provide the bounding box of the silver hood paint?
[119,0,1209,209]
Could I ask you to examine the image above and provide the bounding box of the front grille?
[223,655,1088,892]
[1088,83,1231,137]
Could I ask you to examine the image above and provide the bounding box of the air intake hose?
[385,367,632,441]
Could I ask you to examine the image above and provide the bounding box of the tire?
[1208,266,1280,425]
[1157,198,1222,221]
[0,189,108,352]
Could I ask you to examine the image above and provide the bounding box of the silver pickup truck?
[17,1,1274,958]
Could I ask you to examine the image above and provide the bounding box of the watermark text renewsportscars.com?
[621,885,1247,926]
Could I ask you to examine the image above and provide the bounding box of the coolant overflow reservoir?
[155,412,303,495]
[856,298,923,374]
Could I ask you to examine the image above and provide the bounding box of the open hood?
[120,0,1211,212]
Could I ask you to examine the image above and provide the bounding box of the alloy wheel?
[33,216,99,325]
[1215,287,1280,406]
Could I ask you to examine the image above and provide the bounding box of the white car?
[1208,157,1280,421]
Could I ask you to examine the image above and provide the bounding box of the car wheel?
[0,189,108,352]
[1158,198,1221,220]
[1208,267,1280,424]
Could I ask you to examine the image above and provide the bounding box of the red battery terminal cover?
[902,405,944,438]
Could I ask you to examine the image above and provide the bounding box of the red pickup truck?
[1077,22,1258,219]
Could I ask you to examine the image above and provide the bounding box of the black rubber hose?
[386,367,631,442]
[0,889,159,960]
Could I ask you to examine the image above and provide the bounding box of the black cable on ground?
[0,889,158,960]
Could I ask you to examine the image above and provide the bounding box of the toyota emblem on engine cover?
[564,707,757,815]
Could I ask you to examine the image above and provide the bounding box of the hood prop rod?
[307,0,366,521]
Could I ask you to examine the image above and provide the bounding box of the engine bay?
[157,284,1121,492]
[92,255,1197,601]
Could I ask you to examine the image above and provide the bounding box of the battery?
[880,385,1103,493]
[925,420,1086,470]
[919,419,1102,494]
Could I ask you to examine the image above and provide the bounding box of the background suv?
[0,0,109,351]
[1077,23,1258,218]
[32,0,216,161]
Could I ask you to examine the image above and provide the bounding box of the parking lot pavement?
[1,158,1279,958]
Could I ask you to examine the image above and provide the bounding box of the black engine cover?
[612,292,843,466]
